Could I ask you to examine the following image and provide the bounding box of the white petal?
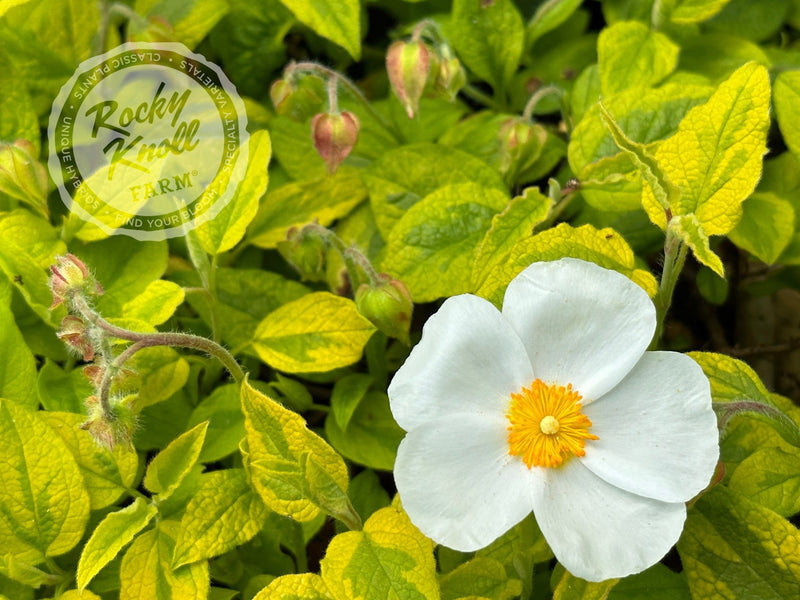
[581,351,719,502]
[394,412,537,552]
[532,459,687,582]
[501,258,655,402]
[388,294,534,432]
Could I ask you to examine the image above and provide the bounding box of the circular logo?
[48,42,249,240]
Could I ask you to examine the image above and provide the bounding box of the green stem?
[302,222,383,288]
[292,521,309,573]
[521,84,561,122]
[460,84,502,111]
[650,229,688,349]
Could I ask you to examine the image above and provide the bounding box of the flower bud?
[277,226,328,282]
[497,117,546,180]
[355,275,413,345]
[386,40,431,118]
[49,253,103,309]
[57,315,95,361]
[311,110,360,173]
[0,140,48,215]
[433,56,466,102]
[81,395,137,450]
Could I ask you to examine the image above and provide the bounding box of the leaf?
[641,62,770,235]
[144,422,208,500]
[678,486,800,600]
[320,503,438,600]
[173,469,269,567]
[122,280,185,327]
[670,214,725,277]
[664,0,732,23]
[330,373,373,432]
[553,571,618,600]
[40,412,138,510]
[449,0,524,92]
[252,292,375,374]
[134,0,229,49]
[440,556,522,600]
[241,379,360,528]
[277,0,361,59]
[188,384,246,463]
[364,143,506,238]
[0,400,90,562]
[254,573,333,600]
[0,554,59,588]
[0,74,39,154]
[475,223,658,308]
[527,0,583,47]
[0,298,37,409]
[597,21,679,96]
[381,182,508,302]
[195,130,271,255]
[728,447,800,517]
[36,361,92,413]
[119,527,209,600]
[727,192,794,264]
[773,71,800,159]
[247,168,367,248]
[77,498,158,590]
[124,346,190,408]
[471,187,552,290]
[606,564,690,599]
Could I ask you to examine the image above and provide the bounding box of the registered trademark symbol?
[192,170,199,176]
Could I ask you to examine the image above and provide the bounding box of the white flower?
[388,258,719,582]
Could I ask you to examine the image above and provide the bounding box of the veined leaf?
[122,280,185,327]
[553,570,618,599]
[728,191,794,265]
[527,0,583,47]
[0,297,37,409]
[440,556,522,600]
[278,0,361,60]
[144,422,208,500]
[254,573,333,600]
[728,447,800,517]
[670,214,725,277]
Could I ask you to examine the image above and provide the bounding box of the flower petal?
[394,412,537,552]
[532,459,686,582]
[581,351,719,502]
[501,258,655,401]
[388,294,534,432]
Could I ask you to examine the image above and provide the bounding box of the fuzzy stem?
[302,222,383,287]
[650,227,688,349]
[326,76,340,114]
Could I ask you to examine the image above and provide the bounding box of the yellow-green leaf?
[663,0,732,23]
[774,71,800,158]
[134,0,228,49]
[0,554,59,588]
[278,0,361,60]
[727,191,795,264]
[678,486,800,600]
[320,502,438,600]
[252,292,375,374]
[440,557,522,600]
[123,346,190,408]
[122,280,185,327]
[41,412,138,510]
[0,400,90,562]
[173,469,268,568]
[144,422,208,500]
[253,573,333,600]
[0,296,37,409]
[670,214,725,277]
[553,570,618,600]
[119,527,209,600]
[475,223,658,308]
[195,130,271,255]
[77,497,157,590]
[728,447,800,517]
[641,62,770,234]
[241,379,359,528]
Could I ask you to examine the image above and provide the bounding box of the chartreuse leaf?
[0,554,59,588]
[278,0,360,60]
[119,527,209,600]
[241,379,360,528]
[0,73,38,154]
[252,292,375,374]
[553,571,618,600]
[773,71,800,158]
[188,384,246,463]
[662,0,732,23]
[476,223,658,308]
[247,168,367,249]
[382,183,508,303]
[439,556,521,600]
[671,214,725,277]
[58,591,102,600]
[526,0,583,46]
[320,502,438,600]
[122,346,190,408]
[597,21,678,96]
[471,187,552,290]
[36,361,92,413]
[727,192,794,264]
[77,497,157,590]
[678,486,800,600]
[41,412,138,510]
[254,573,333,600]
[0,296,37,409]
[122,280,185,327]
[173,469,268,567]
[728,447,800,517]
[134,0,228,49]
[144,422,208,500]
[641,62,770,235]
[449,0,524,92]
[195,130,271,255]
[0,400,89,562]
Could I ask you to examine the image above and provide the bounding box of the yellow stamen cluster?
[506,379,598,468]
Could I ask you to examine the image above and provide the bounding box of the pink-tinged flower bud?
[270,77,325,121]
[386,40,431,118]
[311,110,360,173]
[0,140,49,216]
[433,56,466,102]
[497,117,547,180]
[57,315,95,361]
[49,253,103,309]
[355,275,413,345]
[277,226,328,282]
[81,395,137,450]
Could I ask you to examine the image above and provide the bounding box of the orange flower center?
[506,379,598,468]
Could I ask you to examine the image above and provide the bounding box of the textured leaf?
[728,447,800,517]
[0,74,38,154]
[173,469,268,567]
[241,379,359,527]
[526,0,583,46]
[77,498,157,590]
[606,564,690,599]
[122,280,185,327]
[664,0,732,23]
[0,554,59,588]
[554,571,618,600]
[278,0,361,59]
[597,21,679,96]
[475,223,658,307]
[187,384,246,463]
[0,298,37,409]
[670,214,725,277]
[134,0,229,49]
[252,292,375,374]
[144,422,208,499]
[254,573,333,600]
[124,346,190,408]
[330,373,373,432]
[727,192,794,264]
[36,361,92,413]
[440,557,522,600]
[321,503,438,600]
[0,400,90,562]
[773,71,800,159]
[381,182,508,302]
[678,486,800,600]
